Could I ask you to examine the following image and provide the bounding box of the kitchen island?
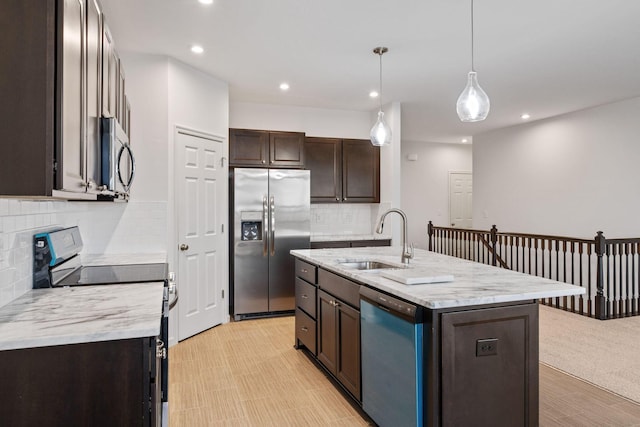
[291,246,585,427]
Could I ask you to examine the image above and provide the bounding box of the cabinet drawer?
[295,259,317,284]
[318,269,360,308]
[296,278,317,318]
[295,309,317,355]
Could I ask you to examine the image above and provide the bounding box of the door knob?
[180,244,189,251]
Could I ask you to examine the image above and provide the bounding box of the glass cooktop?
[57,263,168,286]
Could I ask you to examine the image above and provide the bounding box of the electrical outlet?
[476,338,498,357]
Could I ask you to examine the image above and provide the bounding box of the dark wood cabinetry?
[0,337,160,426]
[305,137,379,203]
[229,128,305,168]
[438,303,539,427]
[316,269,361,400]
[305,137,342,202]
[294,259,318,355]
[0,0,128,198]
[342,139,380,203]
[310,239,391,249]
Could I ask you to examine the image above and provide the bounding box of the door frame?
[448,171,473,229]
[170,125,229,346]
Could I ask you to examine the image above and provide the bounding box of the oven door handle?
[168,275,179,309]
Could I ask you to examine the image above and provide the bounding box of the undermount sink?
[338,261,399,271]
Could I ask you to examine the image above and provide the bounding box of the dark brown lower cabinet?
[438,303,539,427]
[310,239,391,249]
[0,337,158,427]
[317,289,361,400]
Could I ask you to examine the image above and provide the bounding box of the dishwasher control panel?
[360,286,422,321]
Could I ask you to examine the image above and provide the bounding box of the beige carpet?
[539,304,640,403]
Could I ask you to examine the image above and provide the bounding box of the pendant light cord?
[379,51,383,112]
[471,0,475,72]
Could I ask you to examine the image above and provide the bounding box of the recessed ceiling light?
[521,113,531,120]
[461,138,468,143]
[191,45,204,54]
[279,83,290,91]
[369,91,379,98]
[198,0,213,4]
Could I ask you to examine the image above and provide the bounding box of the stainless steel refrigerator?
[232,168,310,320]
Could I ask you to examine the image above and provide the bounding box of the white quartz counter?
[290,247,585,309]
[0,282,164,351]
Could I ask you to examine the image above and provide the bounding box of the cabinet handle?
[301,294,308,299]
[262,160,266,164]
[301,326,308,332]
[344,198,347,201]
[179,244,189,251]
[301,268,308,273]
[336,197,339,201]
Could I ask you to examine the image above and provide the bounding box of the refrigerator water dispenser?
[240,211,263,241]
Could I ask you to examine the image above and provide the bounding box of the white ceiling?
[100,0,640,143]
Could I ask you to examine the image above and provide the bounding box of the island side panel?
[439,302,539,427]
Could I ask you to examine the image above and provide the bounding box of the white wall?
[473,96,640,239]
[401,141,473,249]
[230,102,370,139]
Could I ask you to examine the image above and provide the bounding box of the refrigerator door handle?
[262,196,269,257]
[270,196,276,256]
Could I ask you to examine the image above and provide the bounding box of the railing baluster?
[425,223,640,320]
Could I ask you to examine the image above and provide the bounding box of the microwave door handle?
[270,196,276,256]
[262,196,268,257]
[117,143,136,192]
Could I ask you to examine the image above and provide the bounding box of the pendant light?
[370,47,391,146]
[456,0,490,122]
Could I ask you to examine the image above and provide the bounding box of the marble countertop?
[0,282,164,351]
[290,247,585,309]
[311,234,392,242]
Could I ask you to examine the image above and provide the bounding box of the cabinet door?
[306,137,342,203]
[336,302,361,400]
[269,131,305,168]
[317,289,337,374]
[58,0,86,192]
[0,1,56,196]
[342,139,380,203]
[441,303,539,427]
[85,0,102,192]
[229,129,268,166]
[101,23,118,118]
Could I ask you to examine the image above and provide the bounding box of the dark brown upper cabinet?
[305,137,380,203]
[0,0,128,199]
[229,128,305,168]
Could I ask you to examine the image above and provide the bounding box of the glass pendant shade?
[456,71,490,122]
[370,110,392,146]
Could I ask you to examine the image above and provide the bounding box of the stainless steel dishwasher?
[360,287,425,427]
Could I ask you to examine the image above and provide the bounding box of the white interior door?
[176,128,227,341]
[449,172,473,229]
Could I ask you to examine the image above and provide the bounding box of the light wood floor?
[169,316,640,426]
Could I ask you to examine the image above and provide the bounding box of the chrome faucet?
[376,208,414,264]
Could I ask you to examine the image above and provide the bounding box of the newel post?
[595,231,607,320]
[490,225,498,266]
[427,221,433,251]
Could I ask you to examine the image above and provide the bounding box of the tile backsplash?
[310,203,392,238]
[0,199,167,308]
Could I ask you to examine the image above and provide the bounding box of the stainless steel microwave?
[101,117,135,200]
